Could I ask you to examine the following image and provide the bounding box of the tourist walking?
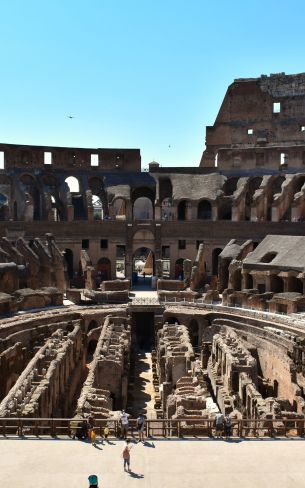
[88,413,96,441]
[120,410,130,439]
[136,413,145,442]
[122,440,132,472]
[103,424,109,442]
[224,414,232,440]
[215,412,224,438]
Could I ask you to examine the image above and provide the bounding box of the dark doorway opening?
[133,312,154,351]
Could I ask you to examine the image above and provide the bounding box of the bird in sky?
[67,115,75,119]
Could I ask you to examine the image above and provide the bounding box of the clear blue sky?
[1,0,305,168]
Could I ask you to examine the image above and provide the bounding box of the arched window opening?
[132,186,155,220]
[20,174,41,220]
[175,258,184,280]
[293,176,305,195]
[231,269,242,291]
[245,177,263,221]
[133,197,153,220]
[288,277,303,294]
[270,275,284,293]
[65,177,86,220]
[65,176,80,193]
[218,201,232,220]
[212,248,222,275]
[198,200,212,220]
[159,177,173,201]
[92,195,103,220]
[223,177,239,196]
[116,245,125,278]
[113,198,126,220]
[245,274,253,289]
[166,317,180,324]
[178,200,189,221]
[132,247,154,286]
[161,197,172,220]
[267,176,285,220]
[97,257,111,281]
[50,195,62,221]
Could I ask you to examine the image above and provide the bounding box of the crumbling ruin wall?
[0,321,84,417]
[218,240,253,292]
[76,314,131,418]
[190,243,207,291]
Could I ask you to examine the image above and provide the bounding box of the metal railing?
[0,417,304,439]
[131,297,160,306]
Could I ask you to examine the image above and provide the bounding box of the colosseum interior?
[2,72,305,437]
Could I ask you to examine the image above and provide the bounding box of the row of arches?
[2,171,305,222]
[231,269,304,295]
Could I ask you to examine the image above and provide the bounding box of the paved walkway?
[1,437,305,487]
[129,352,156,419]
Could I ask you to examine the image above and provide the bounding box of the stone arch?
[133,247,154,275]
[198,200,212,220]
[161,197,172,220]
[292,175,305,195]
[42,174,58,187]
[166,316,180,324]
[244,273,253,289]
[132,229,155,251]
[231,269,242,291]
[132,187,155,220]
[223,177,239,196]
[65,176,86,220]
[113,197,127,220]
[287,276,303,294]
[218,200,232,220]
[159,177,173,201]
[212,248,222,275]
[92,194,103,220]
[97,257,111,280]
[177,200,190,221]
[133,197,153,220]
[89,176,108,219]
[244,177,263,221]
[65,176,80,193]
[266,175,285,220]
[20,174,41,220]
[270,275,284,293]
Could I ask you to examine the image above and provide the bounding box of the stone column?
[126,202,132,222]
[67,205,74,222]
[212,204,218,221]
[155,201,161,220]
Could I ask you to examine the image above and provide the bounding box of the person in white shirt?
[120,409,130,439]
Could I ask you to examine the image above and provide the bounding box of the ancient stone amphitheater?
[2,72,305,439]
